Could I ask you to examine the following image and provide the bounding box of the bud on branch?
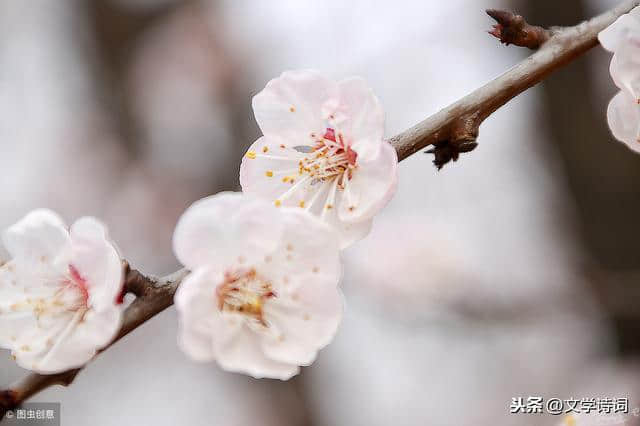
[486,9,553,49]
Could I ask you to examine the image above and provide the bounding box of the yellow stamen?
[246,151,257,159]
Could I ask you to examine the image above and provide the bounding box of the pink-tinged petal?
[334,77,385,161]
[607,90,640,153]
[4,311,72,372]
[175,267,225,362]
[327,208,373,249]
[609,42,640,97]
[214,324,299,380]
[23,306,121,374]
[0,312,40,354]
[336,219,373,249]
[598,8,640,52]
[302,177,373,248]
[253,70,338,142]
[261,285,343,366]
[0,263,59,350]
[239,206,345,366]
[7,302,121,374]
[258,208,342,286]
[2,209,71,265]
[173,192,284,270]
[0,261,59,303]
[313,180,374,248]
[69,217,123,311]
[338,141,398,224]
[174,267,217,314]
[240,136,307,205]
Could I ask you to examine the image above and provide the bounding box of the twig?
[391,0,640,168]
[2,0,639,419]
[486,9,553,49]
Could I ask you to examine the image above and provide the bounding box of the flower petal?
[215,324,299,380]
[334,77,385,161]
[173,192,284,270]
[2,209,71,266]
[9,305,121,374]
[252,207,344,367]
[262,285,343,366]
[259,207,342,286]
[240,136,307,205]
[253,70,338,142]
[609,42,640,97]
[0,263,56,350]
[175,267,225,362]
[175,267,297,380]
[338,141,398,223]
[70,217,123,311]
[328,208,373,249]
[607,90,640,153]
[598,7,640,52]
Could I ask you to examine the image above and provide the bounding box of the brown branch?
[1,0,639,419]
[391,0,640,168]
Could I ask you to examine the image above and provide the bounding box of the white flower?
[173,192,343,380]
[0,209,124,373]
[240,70,398,249]
[598,6,640,153]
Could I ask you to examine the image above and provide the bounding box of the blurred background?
[0,0,639,425]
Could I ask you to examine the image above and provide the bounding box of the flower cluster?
[599,6,640,153]
[0,210,123,373]
[0,70,398,379]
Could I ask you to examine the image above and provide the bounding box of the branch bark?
[391,0,639,167]
[1,0,639,420]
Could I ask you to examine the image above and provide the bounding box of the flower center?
[25,265,90,320]
[216,269,276,326]
[297,128,357,183]
[67,265,90,306]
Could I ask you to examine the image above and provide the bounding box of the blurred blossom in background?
[1,1,639,425]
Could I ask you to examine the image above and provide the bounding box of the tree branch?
[391,0,639,168]
[1,0,639,419]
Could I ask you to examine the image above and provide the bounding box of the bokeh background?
[1,0,639,425]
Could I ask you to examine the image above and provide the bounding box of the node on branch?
[426,139,478,170]
[486,9,552,49]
